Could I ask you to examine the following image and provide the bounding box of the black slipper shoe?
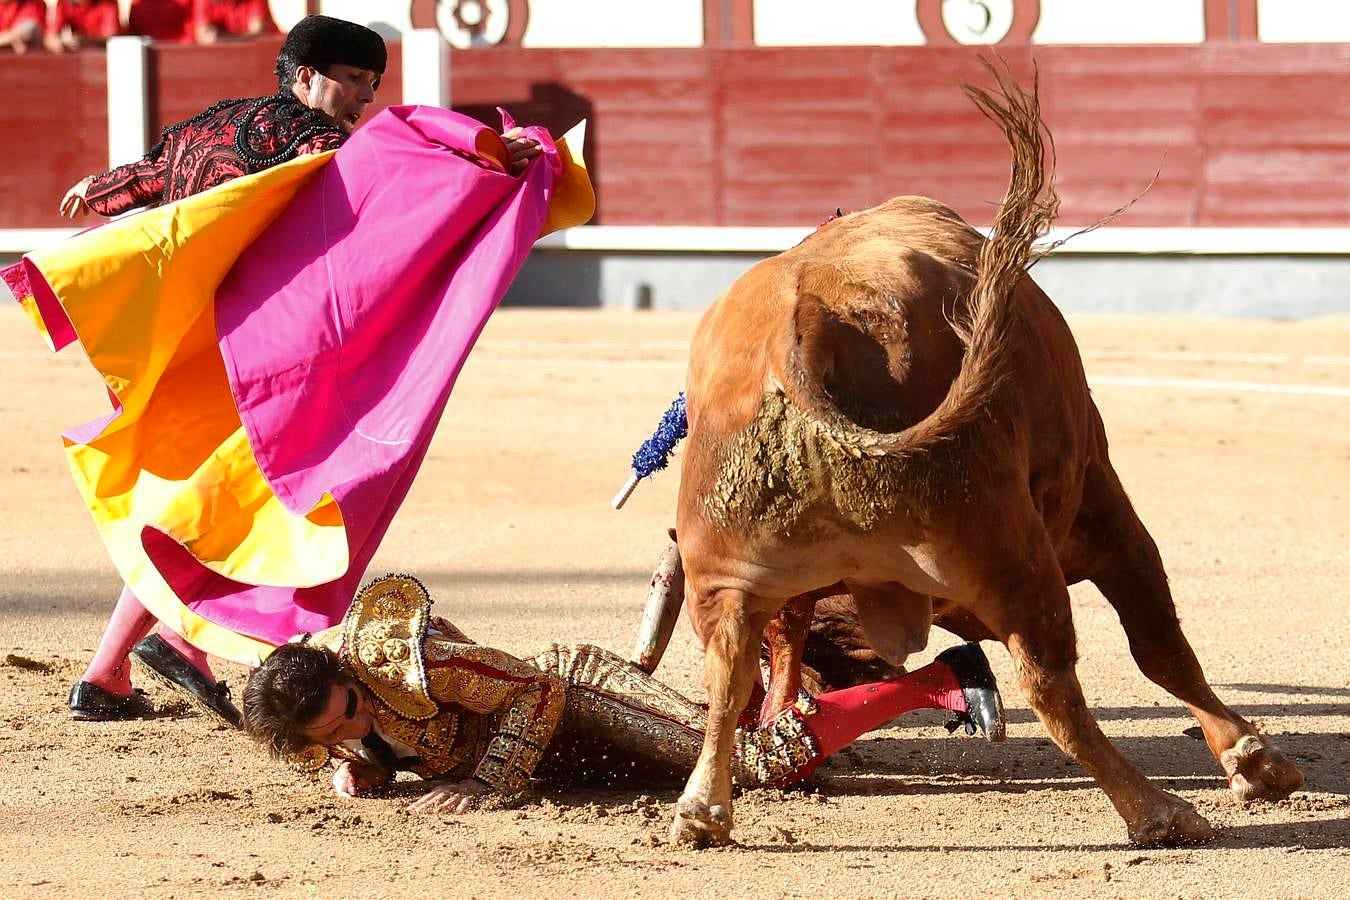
[131,634,243,729]
[68,681,152,721]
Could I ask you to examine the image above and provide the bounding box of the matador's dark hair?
[275,15,387,93]
[243,642,348,759]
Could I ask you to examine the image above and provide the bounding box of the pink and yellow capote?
[3,106,594,665]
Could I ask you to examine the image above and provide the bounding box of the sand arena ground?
[1,305,1347,897]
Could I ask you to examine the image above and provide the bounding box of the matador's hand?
[59,176,95,219]
[332,760,389,799]
[501,127,542,174]
[406,778,491,815]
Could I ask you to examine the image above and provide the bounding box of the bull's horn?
[630,538,684,674]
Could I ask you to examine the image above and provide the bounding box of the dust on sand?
[2,308,1348,897]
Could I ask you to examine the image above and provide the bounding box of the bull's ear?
[667,527,678,542]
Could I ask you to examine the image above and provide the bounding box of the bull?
[643,63,1304,847]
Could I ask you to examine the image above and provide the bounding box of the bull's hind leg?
[671,587,774,847]
[1077,462,1304,801]
[971,511,1215,846]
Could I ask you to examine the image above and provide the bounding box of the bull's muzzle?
[630,538,685,674]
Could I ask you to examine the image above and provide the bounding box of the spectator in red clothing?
[0,0,43,54]
[127,0,192,43]
[193,0,274,44]
[44,0,122,53]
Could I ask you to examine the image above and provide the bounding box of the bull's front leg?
[672,588,773,847]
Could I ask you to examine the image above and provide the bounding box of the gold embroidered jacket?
[295,576,566,795]
[288,575,822,792]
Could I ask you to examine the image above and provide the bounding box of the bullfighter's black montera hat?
[278,15,387,76]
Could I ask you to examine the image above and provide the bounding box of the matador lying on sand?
[243,576,1005,813]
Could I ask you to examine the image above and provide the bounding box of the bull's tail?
[784,58,1059,462]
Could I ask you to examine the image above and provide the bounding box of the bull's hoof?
[1126,796,1215,847]
[669,796,734,848]
[1222,735,1305,802]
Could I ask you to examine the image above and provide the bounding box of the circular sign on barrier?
[943,0,1014,44]
[410,0,530,48]
[917,0,1040,45]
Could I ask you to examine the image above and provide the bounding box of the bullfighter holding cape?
[3,43,595,710]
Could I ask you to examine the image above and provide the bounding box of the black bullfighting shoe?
[68,681,152,721]
[937,642,1007,742]
[131,634,243,729]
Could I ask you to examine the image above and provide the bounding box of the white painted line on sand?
[1085,349,1350,367]
[1087,375,1350,398]
[1088,349,1288,365]
[473,341,1350,370]
[472,356,1350,397]
[8,349,1348,397]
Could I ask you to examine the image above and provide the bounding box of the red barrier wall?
[2,42,1347,229]
[150,37,406,135]
[0,52,109,229]
[446,44,1350,228]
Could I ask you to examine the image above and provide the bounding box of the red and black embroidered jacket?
[85,94,344,217]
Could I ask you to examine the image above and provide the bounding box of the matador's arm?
[424,641,566,795]
[84,143,169,216]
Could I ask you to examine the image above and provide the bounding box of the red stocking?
[808,659,964,758]
[777,659,965,784]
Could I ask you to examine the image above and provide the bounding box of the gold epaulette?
[342,574,438,720]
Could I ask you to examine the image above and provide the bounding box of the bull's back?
[685,255,796,441]
[680,199,976,542]
[681,194,1098,540]
[686,196,980,432]
[795,195,1097,454]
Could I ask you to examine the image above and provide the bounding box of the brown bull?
[664,65,1304,847]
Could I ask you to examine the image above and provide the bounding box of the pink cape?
[9,105,572,659]
[176,106,561,648]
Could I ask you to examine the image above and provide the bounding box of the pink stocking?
[156,629,215,679]
[79,586,156,695]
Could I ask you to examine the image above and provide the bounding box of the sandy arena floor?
[1,304,1347,898]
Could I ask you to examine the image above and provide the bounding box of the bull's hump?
[788,197,980,268]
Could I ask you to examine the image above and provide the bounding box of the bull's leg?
[671,589,773,847]
[932,601,997,643]
[1080,465,1304,801]
[976,520,1215,846]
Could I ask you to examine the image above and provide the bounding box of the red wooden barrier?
[3,42,1347,229]
[0,51,109,228]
